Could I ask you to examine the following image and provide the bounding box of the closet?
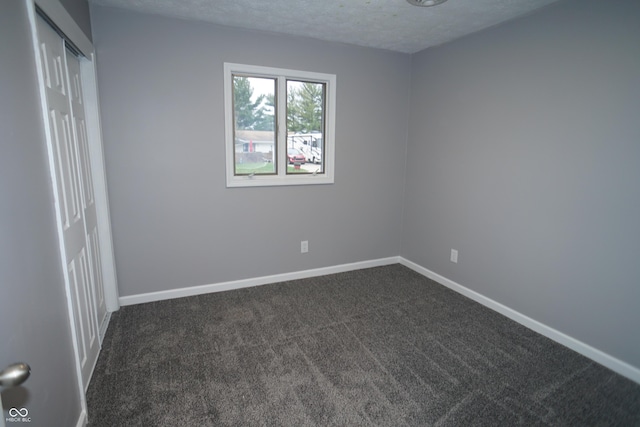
[33,12,116,393]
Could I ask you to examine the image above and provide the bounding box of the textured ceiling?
[90,0,561,53]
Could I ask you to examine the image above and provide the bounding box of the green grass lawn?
[235,162,310,174]
[235,162,275,174]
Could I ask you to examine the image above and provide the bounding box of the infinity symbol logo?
[9,407,29,417]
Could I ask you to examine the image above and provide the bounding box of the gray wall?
[92,0,640,373]
[0,1,82,425]
[90,5,410,297]
[403,0,640,369]
[58,0,92,41]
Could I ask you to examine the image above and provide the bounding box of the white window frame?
[224,63,336,187]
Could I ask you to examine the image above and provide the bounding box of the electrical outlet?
[301,240,309,254]
[450,249,458,263]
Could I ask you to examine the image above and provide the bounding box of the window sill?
[226,173,334,188]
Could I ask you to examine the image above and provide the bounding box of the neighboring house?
[234,130,274,154]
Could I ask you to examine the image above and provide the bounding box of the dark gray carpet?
[86,264,640,426]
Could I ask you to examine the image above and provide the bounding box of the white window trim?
[224,63,336,187]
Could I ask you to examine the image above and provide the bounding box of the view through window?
[224,64,335,187]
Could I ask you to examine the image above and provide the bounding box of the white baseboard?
[116,255,639,385]
[398,257,640,385]
[119,256,400,306]
[76,409,87,427]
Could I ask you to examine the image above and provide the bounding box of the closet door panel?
[37,16,100,391]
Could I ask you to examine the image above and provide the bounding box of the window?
[224,63,336,187]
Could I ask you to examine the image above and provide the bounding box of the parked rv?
[288,133,323,164]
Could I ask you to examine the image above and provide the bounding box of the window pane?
[286,80,325,175]
[233,75,276,175]
[225,63,335,187]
